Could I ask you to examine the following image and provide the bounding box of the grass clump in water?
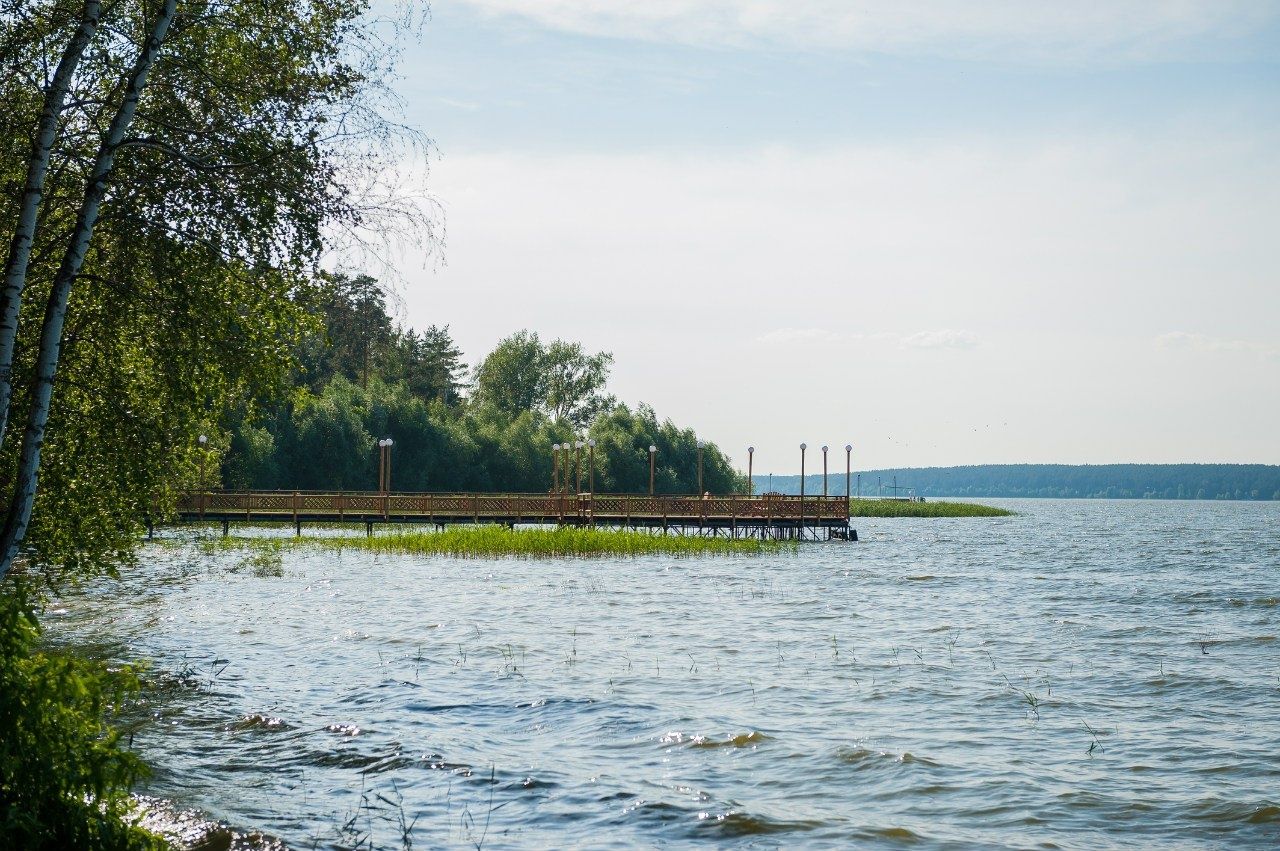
[208,525,792,558]
[849,499,1013,518]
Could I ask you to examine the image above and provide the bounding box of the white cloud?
[1156,332,1278,359]
[757,327,846,345]
[900,329,980,350]
[459,0,1276,59]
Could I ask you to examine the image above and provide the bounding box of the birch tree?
[0,0,102,450]
[0,0,177,573]
[0,0,426,580]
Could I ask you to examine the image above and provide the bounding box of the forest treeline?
[216,274,744,495]
[761,464,1280,500]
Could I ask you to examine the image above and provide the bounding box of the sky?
[375,1,1280,472]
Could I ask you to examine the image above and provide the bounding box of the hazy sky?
[379,1,1280,472]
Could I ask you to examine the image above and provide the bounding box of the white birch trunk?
[0,0,103,451]
[0,0,177,579]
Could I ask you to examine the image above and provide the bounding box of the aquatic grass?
[848,499,1014,518]
[201,525,793,559]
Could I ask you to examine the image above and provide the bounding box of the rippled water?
[47,499,1280,849]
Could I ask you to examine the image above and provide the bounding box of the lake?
[47,499,1280,849]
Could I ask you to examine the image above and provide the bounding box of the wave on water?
[835,745,944,769]
[695,810,827,837]
[1188,798,1280,825]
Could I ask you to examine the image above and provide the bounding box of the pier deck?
[175,491,853,539]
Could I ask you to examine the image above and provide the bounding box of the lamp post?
[552,443,560,492]
[197,434,208,490]
[747,446,754,496]
[587,439,597,493]
[574,440,583,494]
[377,438,394,493]
[696,439,705,495]
[799,443,807,533]
[377,439,384,491]
[648,444,657,496]
[564,443,573,495]
[845,444,852,499]
[822,445,829,498]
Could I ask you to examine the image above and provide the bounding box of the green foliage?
[472,330,551,418]
[224,380,745,495]
[206,525,789,558]
[223,424,277,491]
[393,325,467,405]
[473,331,614,427]
[589,403,742,494]
[0,586,162,850]
[848,499,1013,517]
[542,339,615,427]
[298,273,396,391]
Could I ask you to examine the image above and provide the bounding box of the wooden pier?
[175,491,854,540]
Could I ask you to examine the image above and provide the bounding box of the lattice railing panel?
[176,491,849,521]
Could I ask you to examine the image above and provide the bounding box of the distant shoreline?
[755,463,1280,501]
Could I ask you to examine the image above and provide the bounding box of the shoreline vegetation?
[197,525,794,558]
[849,499,1014,517]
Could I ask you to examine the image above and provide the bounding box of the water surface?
[49,499,1280,848]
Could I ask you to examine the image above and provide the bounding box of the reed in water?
[849,499,1013,518]
[202,525,793,558]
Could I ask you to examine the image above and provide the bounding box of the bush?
[0,586,164,850]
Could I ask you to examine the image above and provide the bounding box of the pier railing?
[175,490,850,526]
